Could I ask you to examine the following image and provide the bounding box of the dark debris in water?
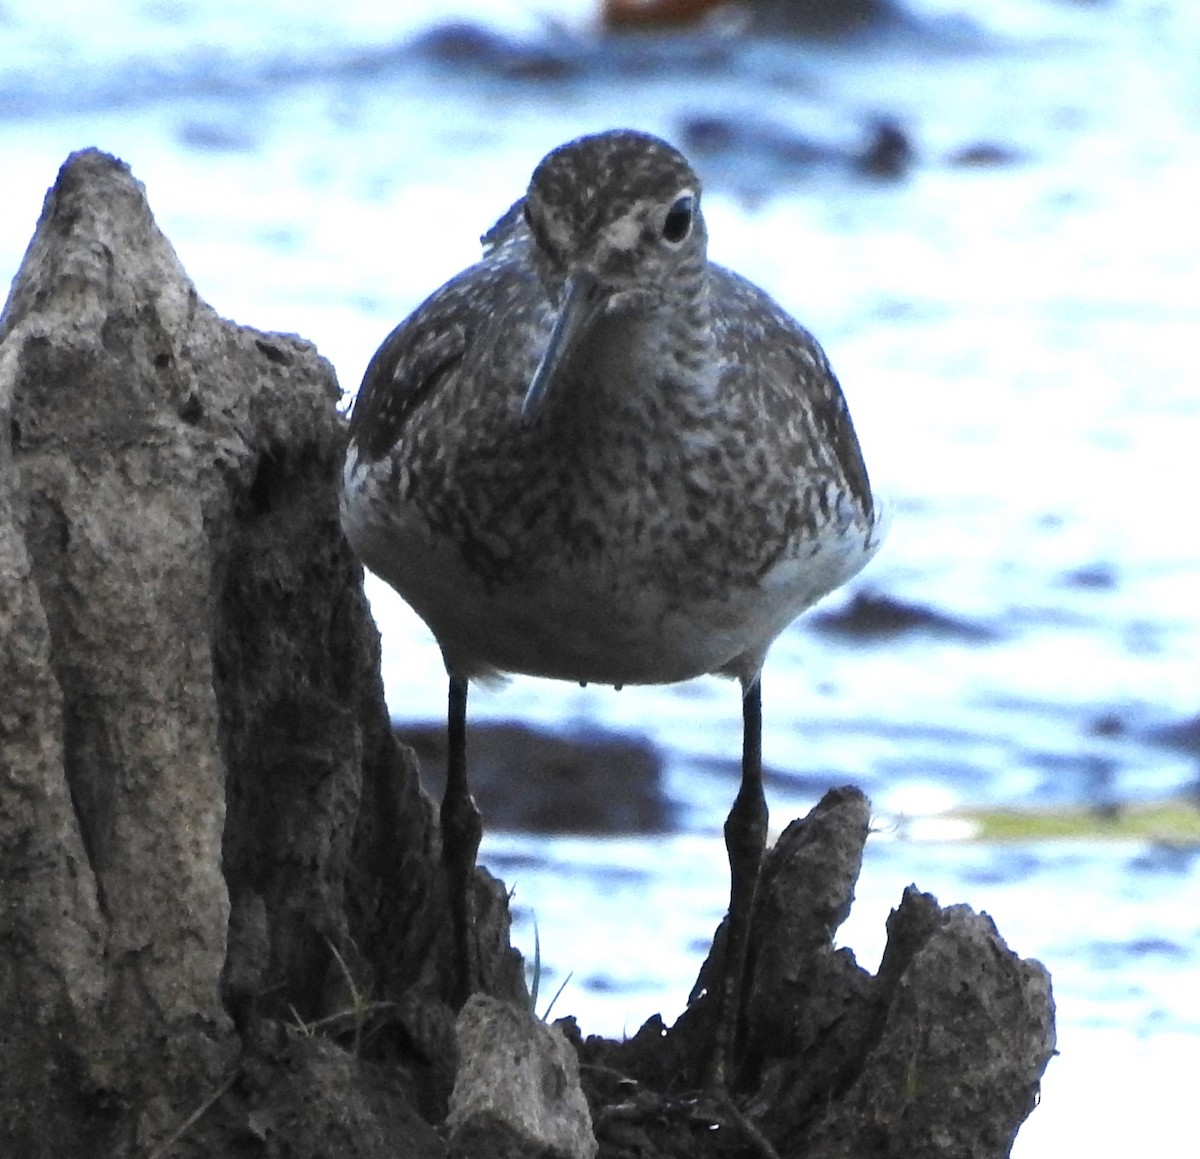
[1129,841,1200,874]
[678,111,916,188]
[1087,710,1126,738]
[406,21,584,82]
[808,589,997,642]
[175,118,261,154]
[746,0,903,38]
[405,18,738,85]
[395,719,675,835]
[946,140,1025,168]
[1059,561,1119,590]
[855,116,915,178]
[602,0,904,39]
[1142,713,1200,757]
[1086,935,1190,964]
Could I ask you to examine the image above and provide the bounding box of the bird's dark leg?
[441,675,482,1005]
[705,673,768,1094]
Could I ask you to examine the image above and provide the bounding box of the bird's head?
[519,130,707,425]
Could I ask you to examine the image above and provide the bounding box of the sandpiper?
[342,128,884,1090]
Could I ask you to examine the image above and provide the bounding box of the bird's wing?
[712,265,874,524]
[781,338,875,524]
[349,212,547,464]
[347,296,470,464]
[480,197,527,256]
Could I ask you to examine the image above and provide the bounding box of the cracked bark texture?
[0,149,523,1158]
[0,151,1054,1159]
[580,790,1055,1158]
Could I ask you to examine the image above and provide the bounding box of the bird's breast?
[343,438,879,686]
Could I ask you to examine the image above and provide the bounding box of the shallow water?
[2,1,1198,1152]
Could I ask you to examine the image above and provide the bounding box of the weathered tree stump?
[0,151,1054,1159]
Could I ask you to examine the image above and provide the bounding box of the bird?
[341,128,885,1092]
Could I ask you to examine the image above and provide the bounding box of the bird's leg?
[441,675,482,1006]
[705,673,768,1095]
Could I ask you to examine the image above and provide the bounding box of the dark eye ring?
[662,195,694,244]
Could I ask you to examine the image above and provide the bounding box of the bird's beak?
[521,270,603,427]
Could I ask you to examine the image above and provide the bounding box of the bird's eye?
[661,195,694,244]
